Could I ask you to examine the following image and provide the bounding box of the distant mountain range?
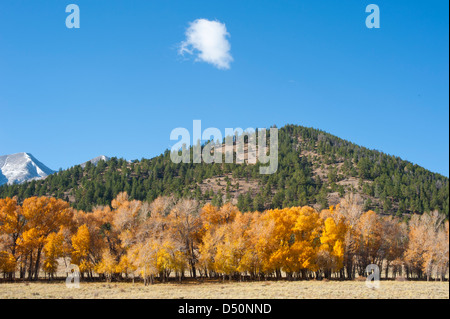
[0,153,110,186]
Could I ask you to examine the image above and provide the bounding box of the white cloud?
[179,19,233,70]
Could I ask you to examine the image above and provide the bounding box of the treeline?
[1,194,448,283]
[0,125,448,217]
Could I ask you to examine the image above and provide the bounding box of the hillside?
[0,124,448,217]
[0,153,55,186]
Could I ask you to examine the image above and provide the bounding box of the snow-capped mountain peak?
[0,152,55,186]
[80,155,110,168]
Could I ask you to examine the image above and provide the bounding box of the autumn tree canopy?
[0,193,448,283]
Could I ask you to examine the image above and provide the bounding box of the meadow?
[0,280,448,299]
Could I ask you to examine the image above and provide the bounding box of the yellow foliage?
[0,251,16,274]
[71,224,93,273]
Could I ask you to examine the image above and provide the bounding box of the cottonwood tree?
[168,199,201,278]
[18,197,73,280]
[0,197,25,279]
[42,231,65,279]
[318,206,347,279]
[404,211,447,280]
[336,194,364,279]
[380,216,407,278]
[354,210,383,275]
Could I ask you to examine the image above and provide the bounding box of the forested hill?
[0,124,448,217]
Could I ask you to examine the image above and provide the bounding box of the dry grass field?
[0,280,448,299]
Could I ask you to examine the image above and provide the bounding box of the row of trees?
[0,194,448,283]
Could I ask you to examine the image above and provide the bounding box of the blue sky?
[0,0,448,176]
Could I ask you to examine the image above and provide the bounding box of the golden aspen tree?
[116,255,135,279]
[337,194,364,279]
[233,212,254,278]
[213,225,235,279]
[119,196,166,284]
[198,228,219,277]
[218,203,238,224]
[168,199,201,278]
[318,209,347,278]
[404,211,446,280]
[19,197,73,280]
[263,208,299,278]
[354,210,383,275]
[129,241,159,285]
[291,207,322,277]
[71,224,93,277]
[122,195,186,284]
[72,208,109,274]
[96,249,117,282]
[0,197,25,278]
[161,239,187,283]
[436,221,449,280]
[111,193,148,280]
[149,196,176,217]
[421,211,446,280]
[432,221,449,281]
[380,216,408,278]
[211,212,249,280]
[239,211,274,280]
[253,212,279,277]
[42,231,65,278]
[200,203,221,230]
[91,193,135,281]
[156,240,177,282]
[404,214,427,278]
[198,203,240,279]
[0,251,16,276]
[16,227,42,280]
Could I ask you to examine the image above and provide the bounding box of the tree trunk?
[34,249,42,280]
[28,254,34,280]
